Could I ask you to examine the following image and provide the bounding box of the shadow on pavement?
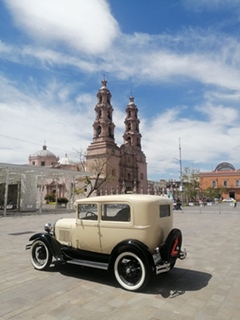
[146,267,212,298]
[46,262,211,297]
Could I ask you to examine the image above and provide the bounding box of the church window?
[140,173,144,180]
[128,123,131,130]
[127,136,131,144]
[32,161,35,165]
[112,169,116,176]
[97,126,101,137]
[128,173,131,180]
[41,161,45,166]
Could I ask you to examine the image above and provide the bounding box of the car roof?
[75,194,172,204]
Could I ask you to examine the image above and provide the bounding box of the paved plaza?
[0,205,240,319]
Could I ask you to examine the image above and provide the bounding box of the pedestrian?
[176,197,182,210]
[234,199,237,208]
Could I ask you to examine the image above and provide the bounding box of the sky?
[1,0,240,181]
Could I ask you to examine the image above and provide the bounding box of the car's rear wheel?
[114,251,149,291]
[30,240,52,270]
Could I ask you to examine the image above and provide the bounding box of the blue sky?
[1,0,240,181]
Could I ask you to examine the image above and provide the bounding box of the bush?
[57,197,69,204]
[44,193,56,203]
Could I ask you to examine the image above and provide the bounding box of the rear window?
[101,204,130,222]
[159,205,171,217]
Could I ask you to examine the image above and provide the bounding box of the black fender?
[109,239,155,273]
[28,233,63,260]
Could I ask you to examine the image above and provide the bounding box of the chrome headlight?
[44,223,52,233]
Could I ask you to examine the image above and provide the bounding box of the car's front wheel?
[114,251,149,291]
[30,240,52,270]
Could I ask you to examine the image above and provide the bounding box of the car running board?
[66,259,109,270]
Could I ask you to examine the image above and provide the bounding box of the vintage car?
[26,194,186,291]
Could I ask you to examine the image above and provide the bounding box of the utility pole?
[179,138,183,204]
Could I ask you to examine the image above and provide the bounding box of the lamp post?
[172,138,183,203]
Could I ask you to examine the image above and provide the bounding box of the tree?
[74,149,114,198]
[182,167,200,203]
[200,187,226,201]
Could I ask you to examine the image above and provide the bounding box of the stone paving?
[0,205,240,319]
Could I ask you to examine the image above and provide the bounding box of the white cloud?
[2,1,240,179]
[140,105,240,178]
[4,0,120,55]
[0,76,94,164]
[183,0,240,11]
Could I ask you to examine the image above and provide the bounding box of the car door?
[98,203,132,254]
[76,202,102,253]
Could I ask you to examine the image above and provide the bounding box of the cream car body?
[26,194,186,291]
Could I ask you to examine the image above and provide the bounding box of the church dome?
[58,154,73,165]
[32,144,56,158]
[214,162,235,171]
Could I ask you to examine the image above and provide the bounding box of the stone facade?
[86,80,148,194]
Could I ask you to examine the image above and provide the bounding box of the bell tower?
[119,96,147,193]
[86,80,120,192]
[92,79,116,144]
[123,96,142,148]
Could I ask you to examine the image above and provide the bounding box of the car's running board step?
[67,259,109,270]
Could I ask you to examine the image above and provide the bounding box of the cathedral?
[86,80,148,194]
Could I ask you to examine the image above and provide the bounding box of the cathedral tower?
[119,96,147,193]
[86,80,120,193]
[86,80,147,195]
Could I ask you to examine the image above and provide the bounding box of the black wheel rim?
[118,255,142,286]
[33,244,47,266]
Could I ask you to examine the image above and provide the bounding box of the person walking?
[234,199,237,208]
[176,197,182,210]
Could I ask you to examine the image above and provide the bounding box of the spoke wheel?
[30,240,52,270]
[114,251,149,291]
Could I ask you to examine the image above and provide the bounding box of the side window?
[159,205,170,218]
[223,180,228,187]
[101,204,130,222]
[212,180,217,188]
[78,204,98,220]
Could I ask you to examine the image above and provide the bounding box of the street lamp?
[172,138,183,203]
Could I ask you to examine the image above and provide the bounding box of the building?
[29,143,59,167]
[1,80,150,215]
[86,80,148,194]
[200,162,240,200]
